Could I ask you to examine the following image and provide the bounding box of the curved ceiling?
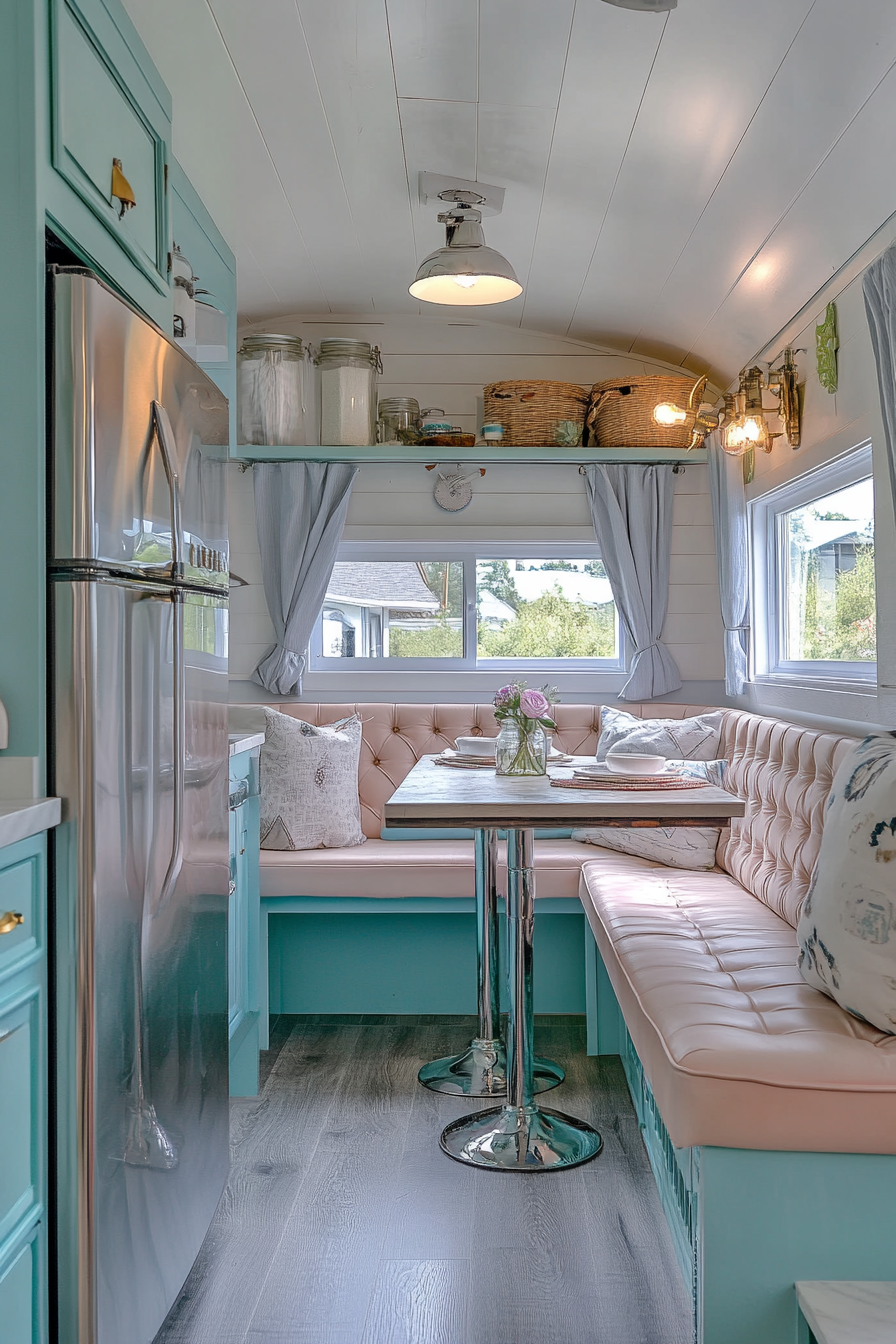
[123,0,896,384]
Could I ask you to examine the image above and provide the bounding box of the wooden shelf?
[233,444,707,466]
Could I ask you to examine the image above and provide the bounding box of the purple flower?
[520,689,550,720]
[493,684,516,708]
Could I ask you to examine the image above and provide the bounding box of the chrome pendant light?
[410,185,522,306]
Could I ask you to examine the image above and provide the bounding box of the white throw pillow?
[596,706,724,762]
[260,710,366,851]
[797,733,896,1034]
[572,759,727,871]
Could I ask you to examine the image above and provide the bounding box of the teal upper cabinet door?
[50,0,171,295]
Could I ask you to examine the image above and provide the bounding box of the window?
[752,446,876,682]
[310,543,622,673]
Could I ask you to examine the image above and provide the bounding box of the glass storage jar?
[317,339,382,447]
[377,397,421,444]
[238,333,310,446]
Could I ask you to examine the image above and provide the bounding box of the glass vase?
[495,720,548,777]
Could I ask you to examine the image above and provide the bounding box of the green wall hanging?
[816,301,839,393]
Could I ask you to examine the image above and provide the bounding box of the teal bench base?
[262,897,587,1039]
[585,923,896,1344]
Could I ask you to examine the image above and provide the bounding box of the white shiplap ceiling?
[123,0,896,384]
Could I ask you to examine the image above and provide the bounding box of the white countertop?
[0,798,62,849]
[796,1281,896,1343]
[229,731,265,758]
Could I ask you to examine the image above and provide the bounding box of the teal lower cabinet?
[228,749,261,1096]
[0,833,48,1344]
[587,927,896,1344]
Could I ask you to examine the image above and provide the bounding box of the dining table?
[383,754,746,1173]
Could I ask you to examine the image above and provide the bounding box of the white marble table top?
[229,731,265,758]
[796,1282,896,1344]
[383,755,745,830]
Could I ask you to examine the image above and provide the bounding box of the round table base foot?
[418,1042,564,1097]
[439,1103,602,1171]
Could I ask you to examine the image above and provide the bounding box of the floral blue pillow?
[797,733,896,1034]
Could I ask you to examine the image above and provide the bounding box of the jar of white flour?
[316,339,382,446]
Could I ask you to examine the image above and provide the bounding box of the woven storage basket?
[586,374,707,448]
[483,380,589,447]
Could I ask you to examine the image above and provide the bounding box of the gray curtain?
[253,461,358,695]
[707,434,750,696]
[863,244,896,519]
[583,463,682,700]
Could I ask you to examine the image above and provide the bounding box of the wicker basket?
[483,380,589,447]
[585,374,707,448]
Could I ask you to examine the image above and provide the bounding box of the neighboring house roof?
[327,562,439,611]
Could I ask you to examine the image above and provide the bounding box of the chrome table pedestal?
[440,829,602,1171]
[418,828,564,1097]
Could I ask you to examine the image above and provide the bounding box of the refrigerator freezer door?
[50,267,229,591]
[51,576,229,1344]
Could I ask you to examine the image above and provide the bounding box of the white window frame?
[750,443,876,686]
[308,539,625,677]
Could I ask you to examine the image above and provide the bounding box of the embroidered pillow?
[260,709,366,851]
[572,759,727,871]
[797,733,896,1034]
[596,706,724,762]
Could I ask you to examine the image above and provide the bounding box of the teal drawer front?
[50,0,171,294]
[0,838,45,984]
[0,989,41,1250]
[0,1223,43,1344]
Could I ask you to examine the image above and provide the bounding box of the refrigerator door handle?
[151,400,184,578]
[158,593,185,913]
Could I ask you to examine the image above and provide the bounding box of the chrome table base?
[441,1103,602,1171]
[439,829,602,1172]
[418,1038,565,1098]
[418,828,565,1098]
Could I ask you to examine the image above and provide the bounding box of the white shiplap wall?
[733,218,896,731]
[228,316,725,703]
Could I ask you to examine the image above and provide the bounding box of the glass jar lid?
[239,332,305,357]
[378,397,420,415]
[317,338,382,370]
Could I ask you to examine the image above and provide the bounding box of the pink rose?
[520,689,550,720]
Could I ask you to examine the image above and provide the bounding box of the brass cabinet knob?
[0,911,24,935]
[111,158,136,219]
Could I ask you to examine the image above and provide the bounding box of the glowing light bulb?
[453,275,479,289]
[653,402,688,427]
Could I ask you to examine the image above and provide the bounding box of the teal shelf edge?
[233,444,708,466]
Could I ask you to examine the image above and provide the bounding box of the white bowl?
[605,752,667,776]
[455,736,496,757]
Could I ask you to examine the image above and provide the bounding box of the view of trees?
[786,497,876,662]
[387,559,616,660]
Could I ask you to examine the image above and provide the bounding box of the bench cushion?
[579,858,896,1154]
[260,838,591,902]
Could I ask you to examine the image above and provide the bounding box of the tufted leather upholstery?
[716,710,856,929]
[579,857,896,1153]
[252,701,713,839]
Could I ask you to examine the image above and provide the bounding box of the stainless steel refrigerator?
[47,267,231,1344]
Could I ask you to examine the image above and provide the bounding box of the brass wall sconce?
[720,349,802,459]
[652,374,720,450]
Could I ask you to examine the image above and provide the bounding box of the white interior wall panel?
[227,319,724,692]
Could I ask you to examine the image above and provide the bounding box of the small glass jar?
[377,397,421,444]
[317,339,382,447]
[238,333,309,446]
[495,720,548,777]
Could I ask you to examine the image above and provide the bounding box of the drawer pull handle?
[228,881,236,898]
[0,911,24,935]
[111,158,136,218]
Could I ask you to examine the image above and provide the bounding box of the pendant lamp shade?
[409,213,522,306]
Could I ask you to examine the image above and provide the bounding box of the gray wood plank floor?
[154,1016,692,1344]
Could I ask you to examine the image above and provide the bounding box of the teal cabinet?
[228,750,261,1095]
[169,158,238,450]
[0,834,48,1344]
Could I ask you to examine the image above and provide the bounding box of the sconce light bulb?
[453,274,479,289]
[653,402,688,427]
